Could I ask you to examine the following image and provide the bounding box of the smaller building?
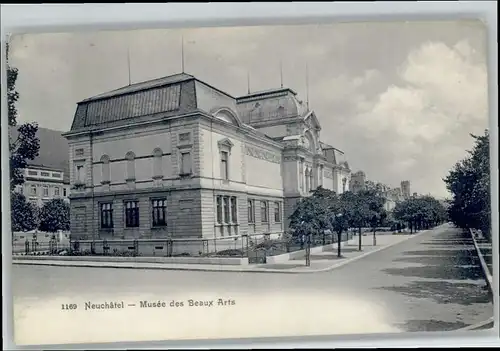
[15,165,71,207]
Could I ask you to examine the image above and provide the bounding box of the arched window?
[342,177,347,193]
[100,155,110,184]
[126,151,136,181]
[152,148,163,179]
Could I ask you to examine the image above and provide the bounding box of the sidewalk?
[13,232,423,274]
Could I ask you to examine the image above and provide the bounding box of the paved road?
[11,223,493,345]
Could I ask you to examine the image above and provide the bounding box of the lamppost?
[335,213,343,258]
[302,221,311,267]
[371,214,378,246]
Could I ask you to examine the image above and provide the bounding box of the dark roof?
[80,73,194,103]
[70,73,198,132]
[10,126,70,184]
[68,72,306,134]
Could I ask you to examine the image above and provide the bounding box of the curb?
[469,229,493,294]
[454,317,494,331]
[13,230,432,274]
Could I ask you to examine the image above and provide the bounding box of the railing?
[12,230,71,255]
[14,230,353,264]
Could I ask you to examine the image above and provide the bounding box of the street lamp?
[301,220,312,267]
[335,213,343,258]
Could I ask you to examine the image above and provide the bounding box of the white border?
[1,2,498,349]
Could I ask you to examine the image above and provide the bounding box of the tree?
[6,42,40,190]
[328,195,350,258]
[341,191,370,251]
[444,130,490,240]
[10,192,38,232]
[393,195,447,233]
[38,199,70,233]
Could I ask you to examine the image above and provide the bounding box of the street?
[11,223,493,345]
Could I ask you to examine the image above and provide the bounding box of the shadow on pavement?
[402,249,475,256]
[396,319,469,332]
[393,256,481,266]
[382,265,484,280]
[376,280,491,305]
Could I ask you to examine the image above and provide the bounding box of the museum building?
[64,73,351,246]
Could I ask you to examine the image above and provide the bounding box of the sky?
[8,20,489,198]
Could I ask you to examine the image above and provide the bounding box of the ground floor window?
[125,201,139,228]
[152,199,167,227]
[100,203,113,229]
[274,202,282,223]
[216,195,238,225]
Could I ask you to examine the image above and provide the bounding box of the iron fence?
[14,230,353,263]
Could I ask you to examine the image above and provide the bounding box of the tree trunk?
[337,231,342,258]
[372,228,377,246]
[358,227,362,251]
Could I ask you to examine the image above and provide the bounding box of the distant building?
[15,165,70,207]
[350,169,407,213]
[64,73,352,249]
[11,126,71,207]
[401,180,411,199]
[350,171,366,193]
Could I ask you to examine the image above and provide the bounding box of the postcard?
[5,19,494,347]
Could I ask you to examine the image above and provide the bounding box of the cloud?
[343,39,489,197]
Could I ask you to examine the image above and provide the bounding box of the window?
[223,196,230,223]
[41,171,50,177]
[342,178,347,193]
[30,185,37,195]
[217,138,233,181]
[230,197,237,223]
[76,164,85,183]
[43,186,49,197]
[100,203,114,229]
[248,200,255,223]
[180,152,192,175]
[52,172,62,178]
[126,152,136,181]
[274,202,281,223]
[221,151,229,180]
[101,155,110,183]
[125,201,139,228]
[54,187,60,196]
[152,199,167,227]
[153,148,163,178]
[260,201,268,223]
[28,170,38,176]
[63,188,67,197]
[216,195,238,224]
[216,196,222,224]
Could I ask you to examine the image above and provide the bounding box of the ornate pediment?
[218,138,234,151]
[304,111,322,131]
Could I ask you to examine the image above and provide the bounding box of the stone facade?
[64,73,351,242]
